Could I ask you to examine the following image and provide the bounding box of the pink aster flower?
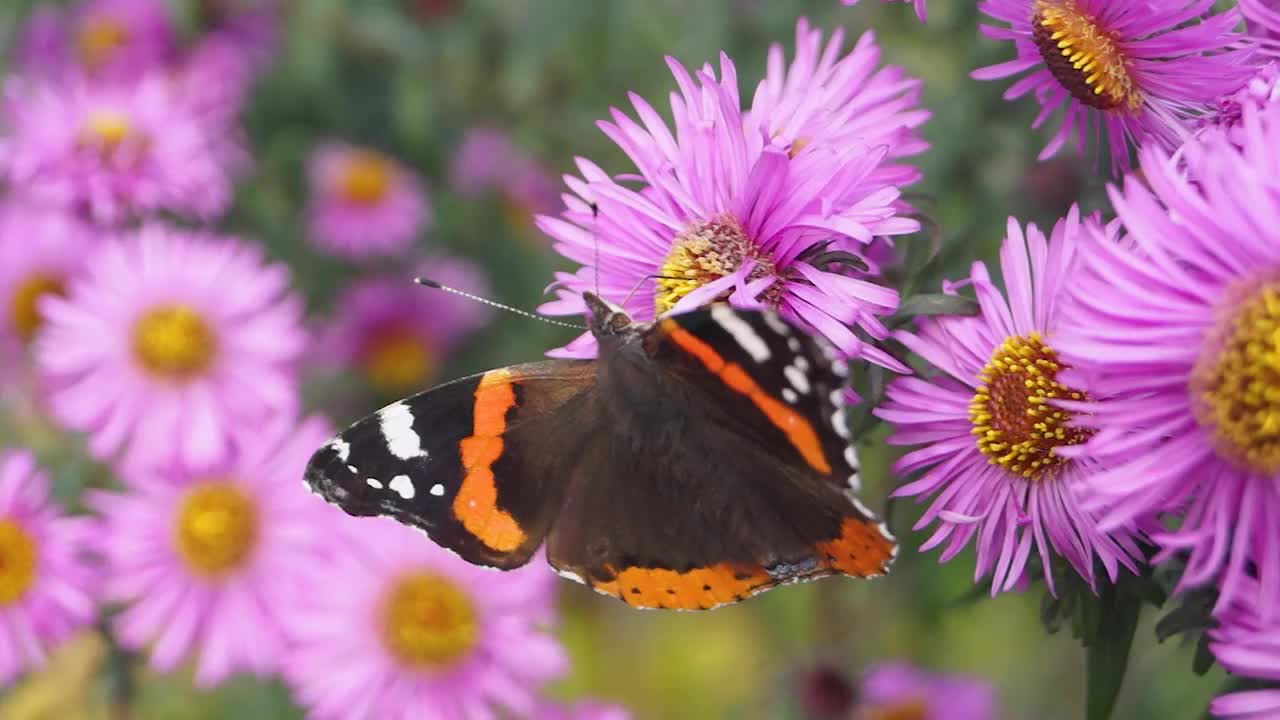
[283,516,567,720]
[1197,62,1280,147]
[0,205,93,350]
[90,414,337,687]
[1055,102,1280,620]
[451,126,516,195]
[874,209,1145,594]
[973,0,1254,174]
[67,0,176,78]
[0,72,239,223]
[857,662,998,720]
[320,256,491,395]
[1209,577,1280,719]
[841,0,927,23]
[538,20,924,369]
[1243,0,1280,50]
[0,451,98,686]
[306,142,431,259]
[36,224,306,472]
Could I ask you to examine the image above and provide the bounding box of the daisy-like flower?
[973,0,1253,173]
[283,516,567,720]
[36,224,306,471]
[841,0,927,23]
[1055,102,1280,619]
[1196,62,1280,148]
[1208,578,1280,719]
[857,662,998,720]
[538,20,924,368]
[0,451,98,686]
[0,205,92,350]
[321,256,491,395]
[0,73,239,223]
[451,126,562,234]
[875,209,1145,594]
[306,142,431,259]
[91,414,336,686]
[15,0,176,80]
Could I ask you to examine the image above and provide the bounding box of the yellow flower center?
[1031,0,1142,112]
[1191,281,1280,473]
[362,328,436,395]
[132,304,217,380]
[9,273,66,342]
[81,110,139,155]
[867,699,930,720]
[0,519,37,607]
[339,151,394,205]
[655,216,777,315]
[76,16,128,70]
[174,481,258,577]
[969,332,1091,480]
[380,572,479,669]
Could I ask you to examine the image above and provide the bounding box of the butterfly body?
[305,293,895,609]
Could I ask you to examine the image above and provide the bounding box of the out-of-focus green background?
[0,1,1225,718]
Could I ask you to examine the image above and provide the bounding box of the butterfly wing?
[547,305,895,609]
[305,359,595,569]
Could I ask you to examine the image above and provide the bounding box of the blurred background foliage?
[0,0,1228,718]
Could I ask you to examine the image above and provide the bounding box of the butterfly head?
[583,292,634,339]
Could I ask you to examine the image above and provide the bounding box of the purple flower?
[0,451,98,686]
[538,20,924,369]
[0,72,240,223]
[90,414,337,686]
[36,224,306,471]
[1242,0,1280,47]
[0,205,92,349]
[858,662,998,720]
[306,142,431,259]
[13,7,68,77]
[841,0,927,23]
[1056,102,1280,621]
[451,126,562,231]
[1209,577,1280,719]
[15,0,176,80]
[875,209,1145,594]
[1196,62,1280,148]
[973,0,1253,174]
[320,256,491,395]
[282,516,567,720]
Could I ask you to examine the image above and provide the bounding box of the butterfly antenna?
[413,277,585,330]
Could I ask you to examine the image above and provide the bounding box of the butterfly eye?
[609,313,631,333]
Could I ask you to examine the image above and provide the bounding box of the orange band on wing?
[453,369,527,552]
[593,563,772,610]
[816,517,894,577]
[660,319,831,475]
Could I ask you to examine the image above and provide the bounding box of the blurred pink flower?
[535,701,632,720]
[283,516,567,720]
[841,0,927,23]
[858,662,998,720]
[0,205,93,350]
[321,256,491,395]
[0,73,240,223]
[13,7,68,76]
[876,209,1145,595]
[0,451,98,686]
[90,414,337,687]
[36,224,306,471]
[1209,577,1280,719]
[451,126,562,230]
[307,142,431,259]
[15,0,176,80]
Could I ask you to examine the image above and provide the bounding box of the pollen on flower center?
[82,110,135,150]
[869,699,930,720]
[969,332,1091,480]
[381,572,479,669]
[655,215,777,314]
[10,273,66,342]
[1191,282,1280,473]
[1031,0,1142,112]
[77,17,128,69]
[132,304,217,379]
[340,152,394,205]
[175,481,258,577]
[362,327,436,394]
[0,519,37,606]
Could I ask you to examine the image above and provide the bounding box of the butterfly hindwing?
[305,360,595,569]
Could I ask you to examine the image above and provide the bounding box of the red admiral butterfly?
[305,292,896,610]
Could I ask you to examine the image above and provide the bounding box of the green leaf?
[894,293,980,320]
[1084,582,1143,720]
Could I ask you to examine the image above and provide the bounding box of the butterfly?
[304,292,896,610]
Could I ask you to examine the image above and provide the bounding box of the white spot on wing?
[784,365,811,394]
[762,312,791,336]
[366,478,383,489]
[794,355,809,371]
[711,305,770,363]
[429,483,445,497]
[844,445,859,469]
[327,438,351,462]
[379,403,427,460]
[347,465,359,474]
[782,388,798,404]
[787,337,802,352]
[389,474,415,499]
[832,408,850,439]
